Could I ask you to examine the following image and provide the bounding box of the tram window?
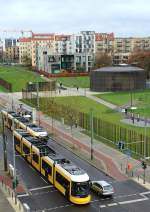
[32,153,39,163]
[23,144,30,154]
[42,160,52,175]
[8,119,12,126]
[56,172,69,188]
[14,137,20,146]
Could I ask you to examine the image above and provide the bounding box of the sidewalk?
[0,137,26,212]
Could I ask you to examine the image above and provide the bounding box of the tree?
[94,53,112,68]
[63,105,79,135]
[128,50,150,78]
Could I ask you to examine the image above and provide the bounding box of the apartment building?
[37,46,61,73]
[113,37,150,64]
[0,39,3,61]
[18,37,32,64]
[95,33,114,55]
[55,34,73,54]
[5,38,17,48]
[31,33,55,67]
[18,30,150,71]
[5,46,19,62]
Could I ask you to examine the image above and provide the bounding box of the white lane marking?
[118,197,148,205]
[140,191,150,195]
[17,193,30,197]
[32,203,74,212]
[114,193,139,199]
[40,176,48,184]
[100,205,106,208]
[29,185,53,191]
[108,203,118,206]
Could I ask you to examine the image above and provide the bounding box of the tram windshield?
[71,181,90,197]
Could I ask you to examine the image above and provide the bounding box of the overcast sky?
[1,0,150,37]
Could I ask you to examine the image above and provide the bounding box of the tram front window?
[71,181,90,197]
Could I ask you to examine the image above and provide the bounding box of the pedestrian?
[137,114,140,122]
[131,113,134,124]
[75,120,78,128]
[59,89,61,94]
[77,86,79,91]
[125,108,127,115]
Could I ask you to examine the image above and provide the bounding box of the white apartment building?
[31,33,55,67]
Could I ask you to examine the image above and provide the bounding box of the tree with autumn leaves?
[128,50,150,79]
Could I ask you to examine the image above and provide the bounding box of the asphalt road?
[1,129,150,212]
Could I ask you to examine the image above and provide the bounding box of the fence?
[0,78,12,92]
[78,112,150,158]
[36,69,89,78]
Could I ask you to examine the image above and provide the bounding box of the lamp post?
[37,74,44,126]
[129,74,133,108]
[90,108,94,160]
[143,117,147,184]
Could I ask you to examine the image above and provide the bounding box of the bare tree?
[94,53,112,68]
[128,50,150,79]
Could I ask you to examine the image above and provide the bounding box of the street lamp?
[36,74,44,126]
[90,108,94,160]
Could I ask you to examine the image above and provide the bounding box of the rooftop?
[93,65,144,72]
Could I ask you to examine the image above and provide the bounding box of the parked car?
[90,180,114,197]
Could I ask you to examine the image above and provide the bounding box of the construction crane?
[0,29,33,37]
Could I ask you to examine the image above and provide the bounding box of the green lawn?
[0,65,45,92]
[95,89,150,117]
[51,96,147,134]
[52,76,89,88]
[0,85,8,92]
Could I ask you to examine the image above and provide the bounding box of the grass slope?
[0,65,45,92]
[95,89,150,117]
[52,76,89,88]
[53,96,146,134]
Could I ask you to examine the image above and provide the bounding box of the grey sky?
[1,0,150,37]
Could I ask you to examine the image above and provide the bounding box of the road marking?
[100,205,106,208]
[118,197,148,205]
[108,203,118,206]
[17,193,30,197]
[114,192,139,199]
[140,191,150,195]
[32,203,73,212]
[40,176,48,184]
[29,185,53,192]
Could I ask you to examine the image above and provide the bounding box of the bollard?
[19,202,21,210]
[131,171,133,177]
[120,163,122,170]
[8,187,10,195]
[12,191,13,199]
